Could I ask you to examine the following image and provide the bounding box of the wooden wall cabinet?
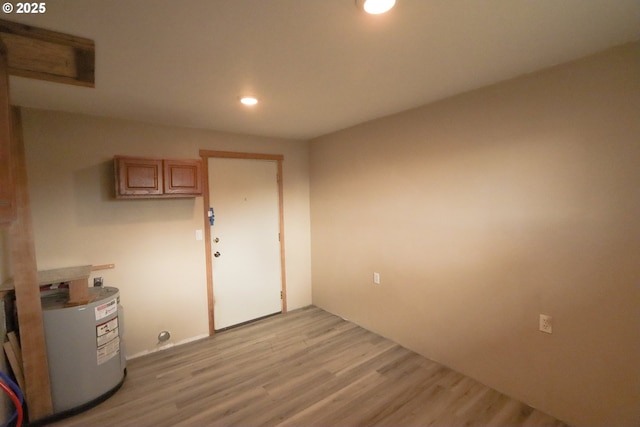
[114,156,202,198]
[163,159,202,196]
[115,157,163,197]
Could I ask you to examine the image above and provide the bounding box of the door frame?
[199,150,287,335]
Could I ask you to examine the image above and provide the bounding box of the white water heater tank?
[41,286,126,414]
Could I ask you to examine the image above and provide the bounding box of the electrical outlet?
[373,272,380,285]
[539,314,552,334]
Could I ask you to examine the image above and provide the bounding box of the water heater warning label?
[95,298,118,321]
[96,317,120,365]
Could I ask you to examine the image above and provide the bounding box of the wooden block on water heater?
[37,265,91,285]
[66,278,94,306]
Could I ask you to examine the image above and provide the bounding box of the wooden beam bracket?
[0,18,95,87]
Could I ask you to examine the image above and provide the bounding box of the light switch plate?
[373,272,380,285]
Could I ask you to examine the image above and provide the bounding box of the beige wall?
[310,42,640,427]
[16,110,312,357]
[1,41,637,427]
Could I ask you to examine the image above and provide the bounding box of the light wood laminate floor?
[48,306,568,426]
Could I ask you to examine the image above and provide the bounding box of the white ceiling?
[7,0,640,140]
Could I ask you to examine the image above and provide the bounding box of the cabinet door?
[114,157,163,197]
[163,159,202,196]
[0,43,15,225]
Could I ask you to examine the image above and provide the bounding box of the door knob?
[214,251,221,258]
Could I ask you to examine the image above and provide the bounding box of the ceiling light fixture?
[240,96,258,106]
[356,0,396,14]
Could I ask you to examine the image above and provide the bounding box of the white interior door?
[208,157,282,330]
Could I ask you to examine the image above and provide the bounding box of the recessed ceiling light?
[240,96,258,106]
[356,0,396,14]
